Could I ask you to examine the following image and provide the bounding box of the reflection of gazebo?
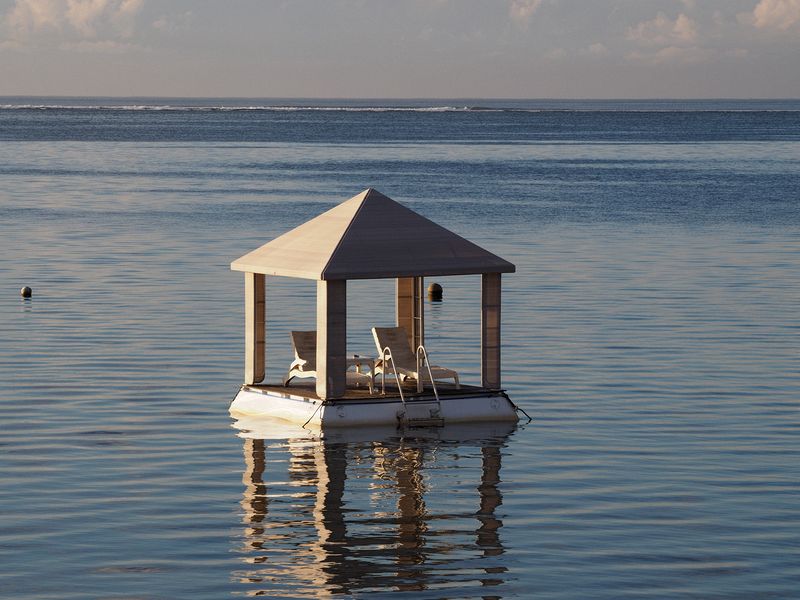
[235,423,513,596]
[230,189,517,426]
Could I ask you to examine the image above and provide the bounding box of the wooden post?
[244,272,265,385]
[481,273,501,390]
[316,279,347,399]
[396,276,424,350]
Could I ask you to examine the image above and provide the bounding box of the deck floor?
[245,380,491,402]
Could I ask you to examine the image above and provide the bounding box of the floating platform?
[231,413,520,443]
[229,381,519,428]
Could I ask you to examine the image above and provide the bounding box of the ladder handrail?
[416,344,440,404]
[379,346,405,405]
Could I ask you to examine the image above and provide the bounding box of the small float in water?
[229,188,522,428]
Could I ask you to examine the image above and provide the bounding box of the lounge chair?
[284,330,374,393]
[371,326,460,390]
[284,331,318,386]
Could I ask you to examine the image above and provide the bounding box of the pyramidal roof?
[231,189,515,280]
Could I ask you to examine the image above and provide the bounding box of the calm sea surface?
[1,98,799,599]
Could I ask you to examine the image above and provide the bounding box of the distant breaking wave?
[0,104,488,112]
[1,102,798,113]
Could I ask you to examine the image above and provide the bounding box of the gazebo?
[230,189,517,426]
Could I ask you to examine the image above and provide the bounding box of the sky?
[0,0,798,98]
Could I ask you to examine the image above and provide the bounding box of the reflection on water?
[2,105,798,599]
[234,423,516,598]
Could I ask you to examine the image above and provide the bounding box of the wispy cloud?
[4,0,144,45]
[627,12,698,46]
[61,38,139,52]
[545,46,566,59]
[627,45,712,65]
[5,0,61,36]
[751,0,800,30]
[152,11,192,34]
[587,42,608,56]
[627,45,748,66]
[509,0,543,28]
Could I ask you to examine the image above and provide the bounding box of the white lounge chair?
[371,326,460,390]
[284,330,374,393]
[284,331,318,386]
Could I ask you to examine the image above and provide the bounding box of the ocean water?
[1,98,799,599]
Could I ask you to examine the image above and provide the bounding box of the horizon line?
[1,95,799,102]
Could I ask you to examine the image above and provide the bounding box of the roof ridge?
[319,189,372,279]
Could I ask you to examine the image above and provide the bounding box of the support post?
[244,272,265,385]
[481,273,501,390]
[316,279,347,399]
[396,276,424,350]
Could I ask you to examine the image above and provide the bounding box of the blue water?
[1,98,799,599]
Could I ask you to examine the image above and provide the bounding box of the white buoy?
[20,286,32,298]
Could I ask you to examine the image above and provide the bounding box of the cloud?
[626,44,750,66]
[545,47,566,60]
[627,45,713,65]
[61,38,138,52]
[509,0,542,28]
[113,0,143,36]
[587,42,608,56]
[4,0,144,42]
[67,0,114,36]
[5,0,61,35]
[627,12,697,46]
[751,0,800,30]
[152,10,191,34]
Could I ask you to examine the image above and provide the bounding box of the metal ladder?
[379,344,443,427]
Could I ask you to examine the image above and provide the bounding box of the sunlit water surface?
[1,100,799,599]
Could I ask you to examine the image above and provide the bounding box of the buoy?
[427,282,442,301]
[20,286,32,298]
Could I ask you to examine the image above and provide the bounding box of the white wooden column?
[396,276,424,351]
[481,273,502,390]
[316,279,347,399]
[244,272,265,385]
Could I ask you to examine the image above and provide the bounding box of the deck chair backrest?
[372,326,416,370]
[290,330,317,369]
